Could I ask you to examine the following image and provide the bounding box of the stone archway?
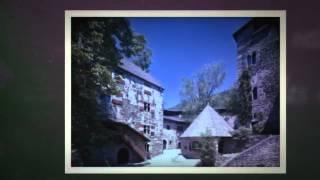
[163,140,167,150]
[117,147,129,164]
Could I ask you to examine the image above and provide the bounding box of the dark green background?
[1,0,320,179]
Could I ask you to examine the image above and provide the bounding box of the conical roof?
[180,104,233,138]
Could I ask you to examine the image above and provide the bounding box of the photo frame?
[65,10,286,174]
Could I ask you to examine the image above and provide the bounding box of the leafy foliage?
[230,126,252,141]
[252,112,266,133]
[227,70,252,127]
[230,126,252,150]
[179,63,226,117]
[71,18,151,165]
[199,129,217,166]
[131,33,152,72]
[200,129,217,166]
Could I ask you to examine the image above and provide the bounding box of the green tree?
[71,18,151,165]
[228,70,252,127]
[180,63,226,117]
[199,129,217,166]
[238,70,252,126]
[230,126,252,149]
[131,33,152,72]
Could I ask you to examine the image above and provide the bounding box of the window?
[144,125,150,134]
[252,51,256,64]
[144,102,151,112]
[253,87,258,100]
[150,132,155,136]
[166,125,170,130]
[169,140,172,145]
[191,141,202,150]
[247,55,252,66]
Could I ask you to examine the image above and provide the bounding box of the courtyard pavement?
[145,149,200,167]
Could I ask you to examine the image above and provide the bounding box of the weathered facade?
[102,59,164,164]
[233,18,280,134]
[163,109,190,149]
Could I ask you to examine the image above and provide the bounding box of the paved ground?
[146,149,200,167]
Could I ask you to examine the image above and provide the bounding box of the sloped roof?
[118,59,163,89]
[164,115,189,123]
[180,104,233,138]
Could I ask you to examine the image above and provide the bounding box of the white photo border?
[65,10,286,174]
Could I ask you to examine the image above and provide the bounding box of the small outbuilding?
[180,104,233,159]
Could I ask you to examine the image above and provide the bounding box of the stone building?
[180,104,233,159]
[101,59,164,165]
[162,108,190,149]
[233,18,280,134]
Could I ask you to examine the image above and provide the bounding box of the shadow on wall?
[262,95,279,134]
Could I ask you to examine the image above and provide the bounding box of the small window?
[169,140,172,145]
[247,55,252,66]
[253,87,258,100]
[252,51,256,64]
[150,132,155,136]
[166,125,170,130]
[191,141,202,150]
[143,125,147,134]
[144,125,150,134]
[144,102,151,112]
[145,143,149,152]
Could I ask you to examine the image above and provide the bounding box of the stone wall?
[223,135,280,167]
[235,18,280,133]
[219,135,269,154]
[162,120,189,149]
[105,71,164,157]
[163,120,188,136]
[162,129,178,149]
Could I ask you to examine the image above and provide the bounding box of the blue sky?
[129,17,250,108]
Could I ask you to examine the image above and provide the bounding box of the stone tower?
[233,18,280,134]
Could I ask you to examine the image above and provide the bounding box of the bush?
[230,126,252,141]
[199,129,216,166]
